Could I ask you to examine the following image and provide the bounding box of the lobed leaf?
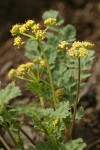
[42,10,64,25]
[0,82,21,106]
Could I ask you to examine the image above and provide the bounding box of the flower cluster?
[25,20,35,27]
[68,41,94,58]
[58,41,68,50]
[33,57,46,67]
[72,41,94,49]
[68,47,88,57]
[52,119,59,127]
[35,30,46,41]
[32,23,40,32]
[44,18,57,26]
[11,20,35,36]
[57,41,94,58]
[10,19,46,48]
[40,60,46,67]
[8,62,34,79]
[10,24,21,36]
[8,69,17,79]
[14,36,24,48]
[8,58,46,80]
[10,17,58,48]
[17,62,34,76]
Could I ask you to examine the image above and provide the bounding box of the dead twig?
[87,139,100,150]
[0,135,11,150]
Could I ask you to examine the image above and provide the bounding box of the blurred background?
[0,0,100,149]
[0,0,100,45]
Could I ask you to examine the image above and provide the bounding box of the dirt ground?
[0,0,100,149]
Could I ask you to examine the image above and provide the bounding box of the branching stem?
[38,42,56,109]
[70,58,81,138]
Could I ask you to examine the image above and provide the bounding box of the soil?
[0,0,100,149]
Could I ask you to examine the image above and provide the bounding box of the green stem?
[38,42,56,108]
[37,70,40,81]
[70,58,81,138]
[33,116,58,145]
[40,96,45,108]
[40,79,50,87]
[13,124,23,145]
[21,33,35,40]
[45,27,49,32]
[0,135,11,150]
[27,70,37,81]
[17,76,33,82]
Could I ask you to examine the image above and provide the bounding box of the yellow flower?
[81,41,94,49]
[25,62,34,68]
[52,119,59,127]
[17,64,26,76]
[32,23,40,32]
[68,48,78,57]
[26,20,35,28]
[14,36,23,48]
[68,47,88,57]
[15,62,34,77]
[19,24,28,34]
[33,57,41,64]
[35,30,46,41]
[68,41,93,58]
[55,88,64,100]
[40,60,46,67]
[8,69,17,79]
[58,41,68,50]
[44,18,57,26]
[72,41,82,49]
[10,24,21,36]
[78,48,88,57]
[72,41,94,49]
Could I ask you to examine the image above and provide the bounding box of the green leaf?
[43,42,58,69]
[60,24,76,43]
[46,32,59,45]
[65,138,86,150]
[81,73,91,79]
[25,40,41,60]
[42,10,64,25]
[2,107,18,124]
[16,103,37,116]
[27,139,86,150]
[0,82,21,106]
[0,82,21,115]
[35,141,58,150]
[76,107,84,120]
[27,80,51,100]
[0,116,4,125]
[52,62,67,85]
[38,108,54,117]
[52,102,70,119]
